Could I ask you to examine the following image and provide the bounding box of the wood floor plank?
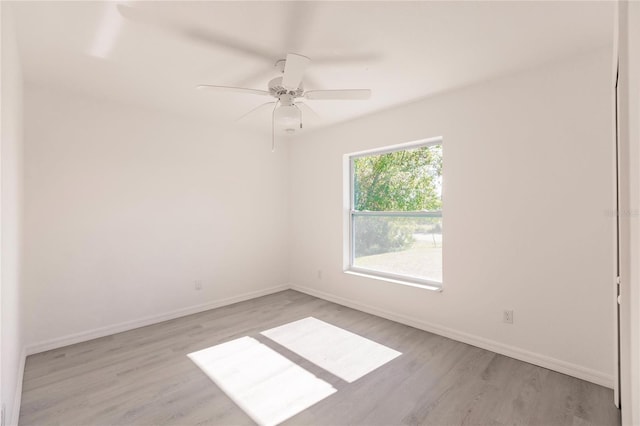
[19,290,620,426]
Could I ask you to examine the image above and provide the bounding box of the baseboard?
[10,347,26,426]
[291,283,614,389]
[26,284,289,356]
[23,282,614,389]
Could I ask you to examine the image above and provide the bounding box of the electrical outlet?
[317,269,322,279]
[503,310,514,324]
[194,280,203,291]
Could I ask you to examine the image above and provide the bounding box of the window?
[347,139,443,290]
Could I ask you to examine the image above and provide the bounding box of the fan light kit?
[197,53,372,151]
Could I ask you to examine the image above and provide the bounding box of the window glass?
[350,142,442,286]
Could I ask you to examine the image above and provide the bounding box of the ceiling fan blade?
[304,89,371,100]
[184,28,276,63]
[297,102,321,121]
[284,2,316,53]
[282,53,310,90]
[237,102,277,121]
[235,64,278,88]
[312,53,381,65]
[118,5,276,63]
[197,85,272,97]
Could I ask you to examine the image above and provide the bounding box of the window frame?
[345,137,443,291]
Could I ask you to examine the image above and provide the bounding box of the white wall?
[290,48,615,386]
[629,2,640,421]
[617,0,640,423]
[23,85,290,350]
[1,4,25,426]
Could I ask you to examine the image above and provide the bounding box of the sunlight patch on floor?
[261,317,402,383]
[188,336,336,426]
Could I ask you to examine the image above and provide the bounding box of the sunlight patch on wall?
[261,317,402,383]
[188,336,336,426]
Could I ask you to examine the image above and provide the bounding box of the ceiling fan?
[117,4,373,149]
[197,53,371,147]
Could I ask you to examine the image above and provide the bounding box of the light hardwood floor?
[19,290,620,426]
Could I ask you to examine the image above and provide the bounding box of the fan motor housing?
[268,77,303,98]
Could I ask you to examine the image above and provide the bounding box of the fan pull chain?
[294,104,303,130]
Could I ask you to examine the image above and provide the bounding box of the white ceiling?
[11,1,614,132]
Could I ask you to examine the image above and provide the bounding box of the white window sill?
[344,269,443,292]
